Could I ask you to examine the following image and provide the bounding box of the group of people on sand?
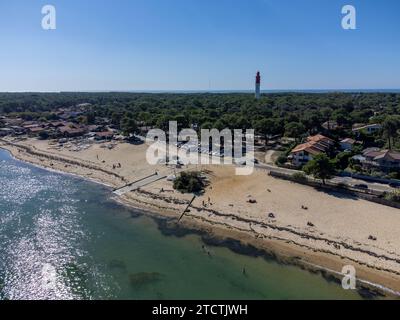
[202,197,212,207]
[96,154,122,170]
[112,163,122,170]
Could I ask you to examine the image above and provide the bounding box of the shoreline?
[1,140,400,299]
[112,195,399,299]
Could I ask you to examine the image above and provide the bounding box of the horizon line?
[1,88,400,94]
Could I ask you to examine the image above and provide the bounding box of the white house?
[357,149,400,172]
[289,134,335,167]
[352,123,382,135]
[340,138,356,151]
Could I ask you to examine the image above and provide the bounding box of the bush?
[38,131,49,140]
[384,191,400,203]
[387,172,400,180]
[276,155,287,166]
[292,172,307,182]
[173,171,205,193]
[352,164,363,173]
[371,170,385,178]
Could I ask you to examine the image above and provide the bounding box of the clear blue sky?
[1,0,399,91]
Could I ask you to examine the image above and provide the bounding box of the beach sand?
[1,137,400,296]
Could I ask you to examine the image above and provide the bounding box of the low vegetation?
[292,172,308,183]
[173,171,205,194]
[384,191,400,203]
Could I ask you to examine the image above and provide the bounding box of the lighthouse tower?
[255,71,261,100]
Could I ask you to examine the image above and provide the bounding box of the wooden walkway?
[178,195,196,222]
[113,173,166,196]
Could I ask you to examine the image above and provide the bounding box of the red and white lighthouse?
[255,71,261,100]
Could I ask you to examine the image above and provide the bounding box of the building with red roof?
[289,134,335,167]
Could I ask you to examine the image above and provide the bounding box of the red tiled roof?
[29,127,45,133]
[49,121,65,127]
[374,150,400,161]
[24,124,41,129]
[291,134,334,155]
[59,126,86,134]
[292,142,324,155]
[364,149,400,162]
[95,131,114,137]
[307,134,334,144]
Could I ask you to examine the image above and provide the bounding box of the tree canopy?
[0,92,399,150]
[303,154,336,184]
[173,172,205,194]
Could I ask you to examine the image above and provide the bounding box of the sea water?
[0,148,362,300]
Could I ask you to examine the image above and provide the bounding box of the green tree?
[38,131,49,140]
[111,112,123,127]
[254,118,276,146]
[213,119,226,131]
[174,114,189,130]
[155,115,170,131]
[201,121,214,130]
[382,115,400,150]
[303,154,335,185]
[332,108,351,127]
[301,112,323,135]
[284,122,306,142]
[173,172,205,193]
[121,117,138,136]
[332,152,352,171]
[86,112,96,125]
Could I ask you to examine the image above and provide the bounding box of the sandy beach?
[2,136,400,297]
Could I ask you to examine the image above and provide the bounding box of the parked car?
[389,182,400,189]
[354,184,369,190]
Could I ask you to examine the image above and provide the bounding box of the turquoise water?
[0,148,362,300]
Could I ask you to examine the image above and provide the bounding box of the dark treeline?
[1,92,399,139]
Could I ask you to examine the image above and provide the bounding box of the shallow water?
[0,148,362,300]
